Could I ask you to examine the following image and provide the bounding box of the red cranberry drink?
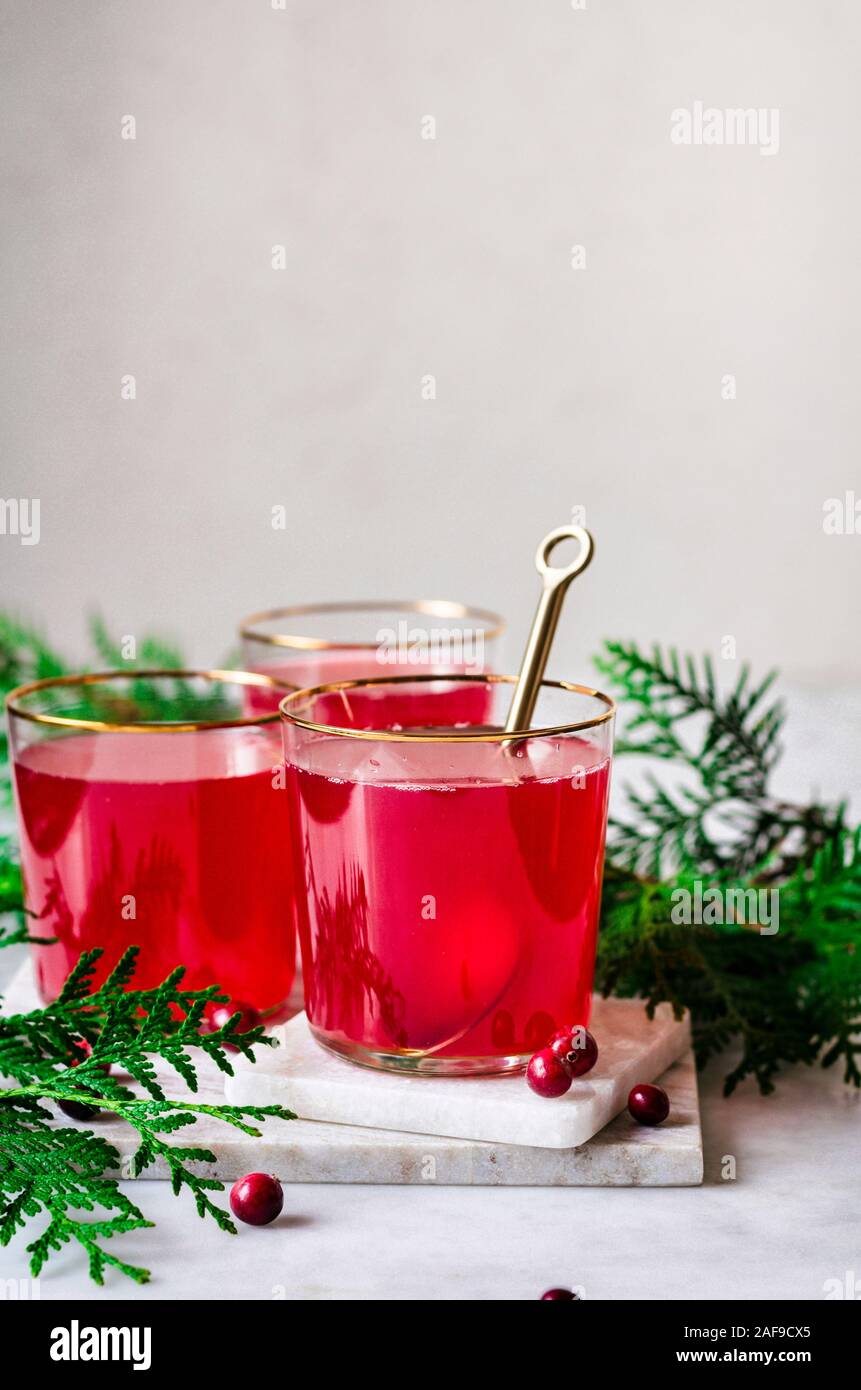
[240,601,504,727]
[8,672,295,1011]
[282,675,614,1075]
[245,647,494,726]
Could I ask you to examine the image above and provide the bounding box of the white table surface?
[1,684,859,1301]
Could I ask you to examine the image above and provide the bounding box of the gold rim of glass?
[5,669,295,733]
[279,672,615,743]
[239,599,506,651]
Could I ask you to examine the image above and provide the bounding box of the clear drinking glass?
[281,673,614,1075]
[239,600,505,725]
[6,669,296,1012]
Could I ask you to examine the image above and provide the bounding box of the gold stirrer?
[503,524,595,740]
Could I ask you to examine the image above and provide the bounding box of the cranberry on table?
[69,1038,111,1077]
[549,1026,598,1078]
[548,1028,572,1060]
[627,1082,670,1126]
[58,1098,101,1122]
[208,999,261,1031]
[526,1048,572,1098]
[230,1172,284,1226]
[540,1287,580,1301]
[206,999,262,1048]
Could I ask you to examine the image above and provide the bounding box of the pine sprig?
[0,615,68,809]
[0,834,54,948]
[0,613,67,695]
[84,613,236,722]
[596,641,861,1094]
[87,613,185,672]
[595,640,844,878]
[596,641,783,784]
[0,1097,154,1284]
[596,863,826,1094]
[0,948,295,1285]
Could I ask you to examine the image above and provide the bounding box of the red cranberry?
[526,1048,572,1098]
[563,1028,599,1078]
[206,999,262,1050]
[541,1287,580,1301]
[69,1039,110,1077]
[549,1026,598,1078]
[548,1027,572,1058]
[627,1083,670,1126]
[59,1098,101,1122]
[229,1172,284,1226]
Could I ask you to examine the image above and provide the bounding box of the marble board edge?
[225,1000,692,1151]
[1,959,702,1186]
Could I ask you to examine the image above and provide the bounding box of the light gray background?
[1,0,859,686]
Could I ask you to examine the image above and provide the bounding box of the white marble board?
[2,961,702,1185]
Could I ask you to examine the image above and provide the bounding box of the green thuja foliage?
[594,642,860,1094]
[0,948,294,1285]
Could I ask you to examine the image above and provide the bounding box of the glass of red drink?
[239,600,505,726]
[281,673,615,1076]
[7,669,296,1012]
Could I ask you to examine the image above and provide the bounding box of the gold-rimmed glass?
[280,674,615,1076]
[6,670,297,1011]
[239,600,505,722]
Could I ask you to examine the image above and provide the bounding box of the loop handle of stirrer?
[503,525,594,739]
[535,524,594,585]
